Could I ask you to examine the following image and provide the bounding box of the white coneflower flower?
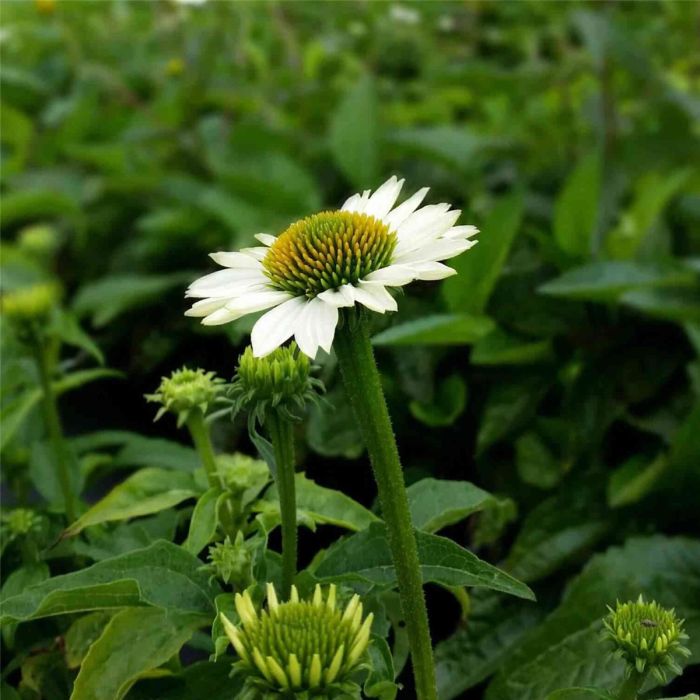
[186,176,478,359]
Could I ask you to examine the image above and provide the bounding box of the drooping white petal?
[293,297,338,359]
[442,225,479,240]
[395,207,461,255]
[410,261,458,280]
[224,290,292,318]
[255,233,277,246]
[317,284,356,308]
[251,296,307,357]
[185,297,228,318]
[352,282,398,314]
[382,187,429,230]
[364,264,417,287]
[186,269,268,298]
[364,176,404,220]
[395,238,476,265]
[201,307,242,326]
[209,251,263,269]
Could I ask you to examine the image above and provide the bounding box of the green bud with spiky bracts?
[206,533,254,590]
[229,343,323,425]
[602,595,691,683]
[146,367,225,427]
[1,282,59,340]
[221,584,374,698]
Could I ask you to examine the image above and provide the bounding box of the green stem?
[334,315,437,700]
[617,670,647,700]
[186,409,236,538]
[267,413,297,600]
[34,343,76,522]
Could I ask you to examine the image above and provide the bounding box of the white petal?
[240,246,269,261]
[341,193,363,213]
[383,187,429,230]
[315,299,339,353]
[364,264,417,287]
[255,233,277,246]
[396,238,477,264]
[364,176,404,220]
[352,282,398,314]
[317,284,356,308]
[186,269,268,298]
[410,261,458,280]
[224,290,292,319]
[209,251,262,269]
[251,296,306,357]
[395,207,461,254]
[185,298,228,318]
[201,307,241,326]
[442,225,479,240]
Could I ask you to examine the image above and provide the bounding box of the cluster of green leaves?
[1,1,699,699]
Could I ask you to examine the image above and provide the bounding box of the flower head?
[221,584,373,695]
[230,343,322,424]
[186,176,477,358]
[603,595,691,681]
[207,533,253,589]
[146,367,225,426]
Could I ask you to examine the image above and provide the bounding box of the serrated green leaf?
[63,468,199,537]
[407,478,496,533]
[314,523,534,600]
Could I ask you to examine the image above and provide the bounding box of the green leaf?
[364,635,398,700]
[443,192,524,313]
[64,612,112,669]
[410,374,467,427]
[55,368,124,395]
[539,261,694,302]
[183,487,221,555]
[486,536,700,700]
[372,314,494,347]
[407,478,497,533]
[63,468,199,537]
[71,607,204,700]
[54,311,104,365]
[505,486,610,584]
[471,328,553,366]
[73,273,193,327]
[545,687,615,699]
[257,473,380,533]
[621,285,700,323]
[111,435,198,472]
[306,385,364,459]
[0,562,50,648]
[329,74,379,187]
[553,152,602,257]
[606,169,690,260]
[0,540,219,623]
[515,432,562,490]
[435,590,548,700]
[314,523,534,600]
[607,453,669,508]
[0,189,81,228]
[477,375,548,454]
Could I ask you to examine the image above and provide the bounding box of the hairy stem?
[334,315,437,700]
[35,343,76,522]
[617,670,647,700]
[267,413,297,600]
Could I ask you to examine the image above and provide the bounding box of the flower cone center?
[263,211,396,297]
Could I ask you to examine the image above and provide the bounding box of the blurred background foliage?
[1,1,699,698]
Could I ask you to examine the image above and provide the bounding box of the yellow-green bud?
[602,595,691,682]
[207,534,253,590]
[1,282,59,327]
[230,343,322,424]
[146,367,225,427]
[4,508,43,537]
[221,584,373,696]
[18,223,60,261]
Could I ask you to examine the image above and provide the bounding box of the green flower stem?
[617,670,647,700]
[334,314,437,700]
[266,413,297,600]
[34,342,76,522]
[186,409,236,537]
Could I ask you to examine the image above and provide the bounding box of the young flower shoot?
[186,176,478,358]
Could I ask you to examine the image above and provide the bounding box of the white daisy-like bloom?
[186,176,478,359]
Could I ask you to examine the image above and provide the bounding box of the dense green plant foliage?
[1,2,699,699]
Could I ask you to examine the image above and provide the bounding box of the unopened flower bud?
[221,584,373,695]
[1,282,59,328]
[603,595,691,682]
[146,367,225,427]
[207,534,253,590]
